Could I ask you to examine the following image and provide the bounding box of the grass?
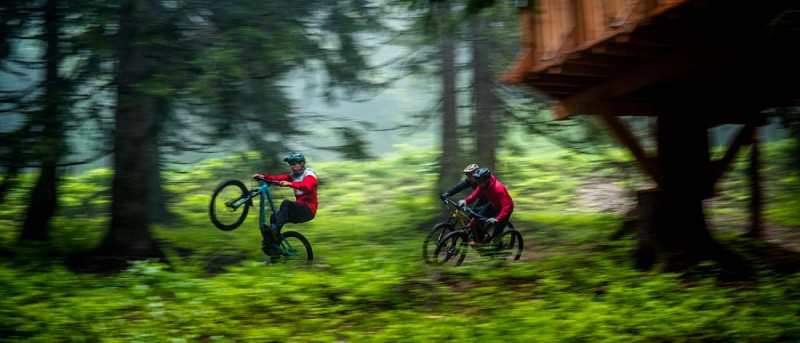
[1,143,799,342]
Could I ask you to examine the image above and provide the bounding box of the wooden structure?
[503,0,799,268]
[504,0,798,202]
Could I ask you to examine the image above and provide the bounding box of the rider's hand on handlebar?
[485,217,497,225]
[440,193,448,202]
[252,174,263,180]
[457,199,466,208]
[278,181,291,187]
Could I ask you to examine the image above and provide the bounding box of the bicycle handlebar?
[253,175,280,186]
[441,197,487,221]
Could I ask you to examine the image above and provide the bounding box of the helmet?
[283,153,306,163]
[472,167,491,182]
[462,163,480,174]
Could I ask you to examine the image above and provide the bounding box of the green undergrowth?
[1,143,799,342]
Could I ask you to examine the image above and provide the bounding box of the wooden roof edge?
[503,0,700,83]
[500,48,534,84]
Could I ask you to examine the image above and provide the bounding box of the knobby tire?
[209,179,250,231]
[496,229,523,261]
[432,231,468,266]
[423,222,456,265]
[276,231,313,268]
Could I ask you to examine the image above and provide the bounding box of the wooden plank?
[611,0,643,28]
[555,42,715,117]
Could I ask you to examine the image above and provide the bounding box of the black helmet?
[283,153,305,163]
[472,167,491,182]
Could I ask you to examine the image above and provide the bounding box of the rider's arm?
[287,174,317,192]
[443,179,469,197]
[495,192,514,222]
[463,187,480,205]
[258,173,291,182]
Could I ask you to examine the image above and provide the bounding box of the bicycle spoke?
[209,180,250,231]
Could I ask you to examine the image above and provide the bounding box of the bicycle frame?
[226,182,277,219]
[443,198,514,242]
[446,201,471,229]
[443,198,487,238]
[256,181,279,229]
[226,180,301,256]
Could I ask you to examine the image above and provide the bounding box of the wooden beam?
[711,122,755,185]
[502,48,534,84]
[598,114,663,187]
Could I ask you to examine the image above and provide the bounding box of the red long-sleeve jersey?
[259,168,318,214]
[464,174,513,222]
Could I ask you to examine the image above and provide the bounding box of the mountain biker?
[458,167,514,247]
[252,153,318,247]
[440,163,490,211]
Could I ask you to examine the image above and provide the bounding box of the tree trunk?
[88,0,162,264]
[20,0,65,242]
[747,134,762,238]
[144,99,173,224]
[656,111,717,269]
[636,110,748,275]
[146,152,172,224]
[0,167,19,205]
[21,167,58,241]
[147,101,172,224]
[436,2,462,196]
[470,16,498,172]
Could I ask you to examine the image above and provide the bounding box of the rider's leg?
[477,206,499,243]
[467,218,483,245]
[272,200,315,233]
[265,200,315,245]
[490,217,510,245]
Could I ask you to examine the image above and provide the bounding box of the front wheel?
[275,231,313,268]
[432,231,468,266]
[209,179,250,231]
[494,229,523,261]
[423,222,455,265]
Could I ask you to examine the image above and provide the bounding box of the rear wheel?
[432,231,468,266]
[423,222,456,265]
[494,229,523,261]
[275,231,313,268]
[209,179,250,231]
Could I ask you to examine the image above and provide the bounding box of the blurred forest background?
[1,0,799,341]
[0,0,603,261]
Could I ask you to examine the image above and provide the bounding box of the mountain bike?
[431,198,523,266]
[209,176,313,266]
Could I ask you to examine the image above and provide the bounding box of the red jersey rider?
[252,153,318,244]
[458,167,514,246]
